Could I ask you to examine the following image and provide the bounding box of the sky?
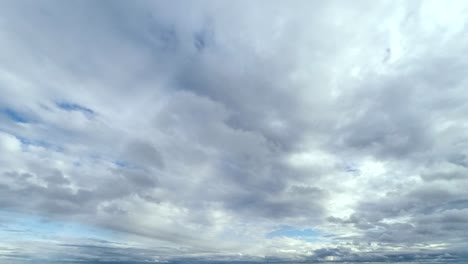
[1,0,468,263]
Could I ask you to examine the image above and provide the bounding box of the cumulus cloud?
[1,0,468,262]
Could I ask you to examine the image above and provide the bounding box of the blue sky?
[1,0,468,262]
[0,211,116,241]
[1,108,30,123]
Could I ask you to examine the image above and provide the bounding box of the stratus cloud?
[1,0,468,262]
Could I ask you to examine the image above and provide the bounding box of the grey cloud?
[44,170,71,186]
[328,182,468,245]
[333,74,432,160]
[119,140,165,169]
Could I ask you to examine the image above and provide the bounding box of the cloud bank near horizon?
[1,0,468,262]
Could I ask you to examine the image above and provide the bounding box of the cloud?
[1,0,468,262]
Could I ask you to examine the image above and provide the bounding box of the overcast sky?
[1,0,468,263]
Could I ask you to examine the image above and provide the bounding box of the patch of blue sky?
[1,108,30,123]
[17,136,50,148]
[56,102,95,117]
[267,225,321,242]
[15,135,64,152]
[114,160,132,168]
[113,160,142,170]
[0,210,118,242]
[344,162,360,174]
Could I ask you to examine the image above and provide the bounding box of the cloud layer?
[1,0,468,262]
